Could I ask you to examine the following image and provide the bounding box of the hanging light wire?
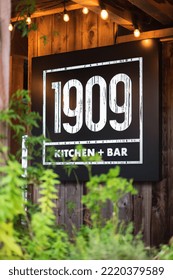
[63,0,70,22]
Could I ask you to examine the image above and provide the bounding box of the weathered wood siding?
[28,9,173,245]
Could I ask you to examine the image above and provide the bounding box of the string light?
[134,28,140,38]
[8,22,13,31]
[100,8,108,20]
[82,7,89,15]
[26,15,32,25]
[63,9,70,22]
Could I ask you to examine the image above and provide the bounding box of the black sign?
[32,39,161,181]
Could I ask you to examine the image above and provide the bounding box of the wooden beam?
[116,27,173,44]
[73,0,133,30]
[12,0,133,30]
[148,0,173,21]
[128,0,172,25]
[11,3,82,22]
[72,0,99,6]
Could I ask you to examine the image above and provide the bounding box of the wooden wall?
[28,9,173,246]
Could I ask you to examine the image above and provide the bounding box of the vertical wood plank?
[133,184,143,235]
[58,183,83,233]
[52,14,67,54]
[9,55,26,154]
[28,19,38,91]
[118,193,133,223]
[58,184,65,226]
[10,56,25,92]
[37,16,53,56]
[82,11,98,49]
[151,180,168,246]
[142,184,152,246]
[98,18,116,46]
[163,42,173,237]
[73,10,83,50]
[66,11,76,52]
[134,184,152,246]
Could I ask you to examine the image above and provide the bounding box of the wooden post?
[0,0,11,154]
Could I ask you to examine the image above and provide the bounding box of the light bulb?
[82,7,89,14]
[134,28,140,38]
[100,9,108,20]
[8,23,13,31]
[26,16,32,25]
[63,11,70,22]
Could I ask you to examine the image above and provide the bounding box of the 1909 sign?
[52,73,132,133]
[32,40,161,181]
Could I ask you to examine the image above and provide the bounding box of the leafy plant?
[0,89,152,260]
[155,237,173,260]
[68,166,148,260]
[69,223,149,260]
[15,0,37,37]
[82,166,137,227]
[23,169,70,260]
[40,35,48,46]
[0,159,25,259]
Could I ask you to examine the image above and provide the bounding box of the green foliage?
[16,20,37,37]
[0,90,41,161]
[0,89,40,141]
[23,169,70,260]
[68,166,147,260]
[69,223,148,260]
[0,89,163,260]
[83,166,137,227]
[0,160,25,259]
[15,0,37,37]
[16,0,36,16]
[0,90,70,260]
[40,35,48,46]
[155,238,173,260]
[72,144,102,179]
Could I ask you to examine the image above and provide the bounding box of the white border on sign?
[42,57,143,166]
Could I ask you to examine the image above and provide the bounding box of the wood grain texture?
[37,16,53,56]
[151,180,168,246]
[118,194,133,224]
[127,0,172,24]
[82,11,98,49]
[163,42,173,237]
[117,27,173,44]
[98,17,116,47]
[58,183,83,233]
[52,14,67,54]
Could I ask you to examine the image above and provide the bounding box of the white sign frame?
[42,57,143,166]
